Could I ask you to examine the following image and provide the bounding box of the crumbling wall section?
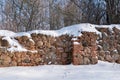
[72,32,98,65]
[97,27,120,64]
[0,34,73,67]
[0,28,120,67]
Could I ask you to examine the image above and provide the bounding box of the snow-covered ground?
[0,61,120,80]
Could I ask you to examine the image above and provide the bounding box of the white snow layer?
[0,23,120,51]
[0,23,120,37]
[29,23,101,36]
[2,37,27,52]
[73,42,80,45]
[0,61,120,80]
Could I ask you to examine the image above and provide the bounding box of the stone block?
[1,39,10,47]
[83,57,90,65]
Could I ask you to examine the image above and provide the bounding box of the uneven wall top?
[0,23,120,52]
[0,23,120,67]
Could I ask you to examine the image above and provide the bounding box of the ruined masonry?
[72,32,98,65]
[0,27,120,67]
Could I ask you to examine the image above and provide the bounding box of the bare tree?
[63,1,82,26]
[0,0,120,32]
[70,0,105,24]
[105,0,120,24]
[3,0,50,32]
[49,0,65,30]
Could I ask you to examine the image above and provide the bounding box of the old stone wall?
[0,34,72,67]
[72,32,98,65]
[97,27,120,64]
[0,28,120,67]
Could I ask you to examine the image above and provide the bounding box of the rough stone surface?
[1,39,10,47]
[0,27,120,67]
[72,32,98,65]
[96,27,120,64]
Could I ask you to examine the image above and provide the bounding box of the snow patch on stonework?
[73,42,80,45]
[2,36,27,52]
[0,23,120,52]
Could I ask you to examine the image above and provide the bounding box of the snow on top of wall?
[73,42,80,45]
[0,23,120,37]
[58,23,101,36]
[29,30,58,37]
[2,36,27,52]
[15,32,31,38]
[29,23,101,37]
[0,23,120,52]
[95,24,120,31]
[71,37,78,41]
[28,23,120,37]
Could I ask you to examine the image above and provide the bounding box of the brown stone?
[35,58,42,63]
[91,45,97,51]
[116,57,120,64]
[1,39,10,47]
[105,55,113,62]
[27,39,35,46]
[21,36,29,41]
[111,53,119,61]
[46,42,51,48]
[10,61,17,66]
[84,47,91,54]
[15,52,22,58]
[36,41,43,47]
[72,58,78,65]
[96,27,109,34]
[42,36,47,41]
[31,33,37,37]
[91,51,97,58]
[56,47,64,53]
[9,53,14,58]
[99,51,105,58]
[73,54,83,65]
[98,56,105,61]
[23,59,31,63]
[73,44,83,54]
[0,47,7,53]
[56,40,64,47]
[91,57,98,64]
[50,46,56,52]
[0,54,11,66]
[17,58,22,63]
[62,53,67,58]
[83,57,90,65]
[113,27,120,34]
